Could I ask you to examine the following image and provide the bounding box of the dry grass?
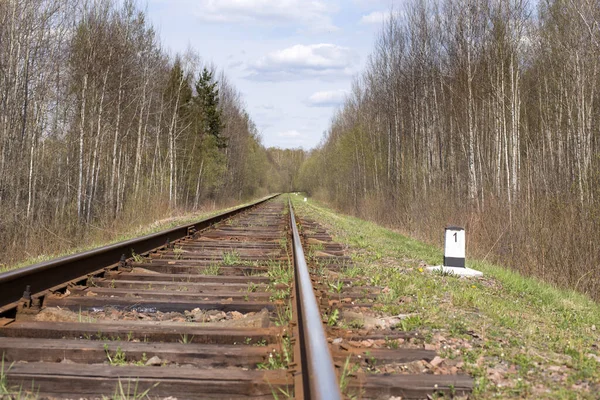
[0,196,262,274]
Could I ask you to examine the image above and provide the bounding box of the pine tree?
[195,68,226,148]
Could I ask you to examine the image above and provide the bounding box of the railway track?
[0,195,472,399]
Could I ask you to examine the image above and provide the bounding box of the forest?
[299,0,600,299]
[0,0,301,267]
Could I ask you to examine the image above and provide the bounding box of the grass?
[339,356,361,399]
[266,260,293,286]
[291,195,600,399]
[103,379,158,400]
[200,264,221,276]
[1,356,37,399]
[324,308,340,326]
[104,344,128,366]
[222,250,242,265]
[274,302,293,327]
[179,334,194,344]
[269,289,289,302]
[130,251,148,264]
[1,357,13,395]
[257,336,292,370]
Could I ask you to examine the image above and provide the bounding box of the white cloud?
[227,60,244,69]
[307,90,347,107]
[247,44,359,81]
[278,130,302,137]
[270,129,311,149]
[360,10,390,25]
[193,0,339,32]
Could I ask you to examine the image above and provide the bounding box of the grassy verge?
[1,196,271,274]
[290,194,600,399]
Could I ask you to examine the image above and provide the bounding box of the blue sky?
[146,0,395,149]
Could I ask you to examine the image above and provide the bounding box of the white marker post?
[426,225,483,277]
[304,197,307,202]
[444,226,465,268]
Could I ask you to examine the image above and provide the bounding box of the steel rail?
[0,194,278,312]
[289,199,342,400]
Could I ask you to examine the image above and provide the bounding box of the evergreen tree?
[195,68,226,148]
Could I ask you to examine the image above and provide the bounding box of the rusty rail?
[0,194,277,315]
[289,200,342,400]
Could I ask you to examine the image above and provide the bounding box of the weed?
[328,279,344,294]
[105,344,127,366]
[270,386,293,399]
[274,302,293,326]
[173,247,186,260]
[133,353,148,367]
[267,261,293,286]
[201,264,221,276]
[325,309,340,326]
[243,269,267,277]
[1,356,14,395]
[313,264,327,277]
[341,265,365,278]
[131,251,147,264]
[364,351,378,372]
[179,334,194,344]
[377,288,398,304]
[103,379,158,400]
[257,337,292,370]
[222,250,241,265]
[278,237,288,251]
[247,282,259,293]
[339,356,360,395]
[270,289,288,302]
[311,242,324,251]
[397,315,422,332]
[384,337,399,349]
[432,268,456,277]
[348,319,364,329]
[96,330,111,341]
[0,359,37,400]
[78,308,95,323]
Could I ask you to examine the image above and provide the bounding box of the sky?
[145,0,395,150]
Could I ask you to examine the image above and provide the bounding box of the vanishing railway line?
[0,195,472,399]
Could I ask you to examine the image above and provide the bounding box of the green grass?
[103,379,158,400]
[266,260,293,286]
[291,195,600,399]
[104,344,128,366]
[200,264,221,276]
[1,356,37,399]
[257,336,292,370]
[222,250,242,265]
